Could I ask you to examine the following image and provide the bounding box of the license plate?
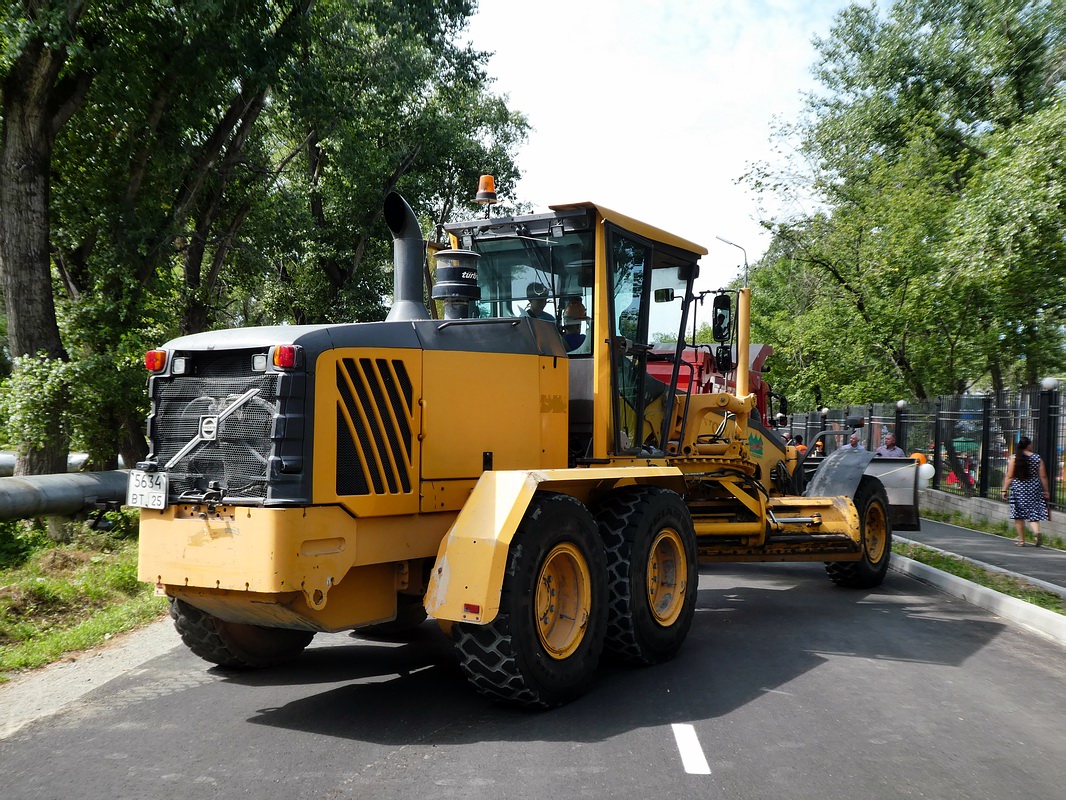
[127,469,168,509]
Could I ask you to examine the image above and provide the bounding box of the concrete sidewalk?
[894,518,1066,647]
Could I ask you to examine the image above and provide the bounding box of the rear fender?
[424,466,685,624]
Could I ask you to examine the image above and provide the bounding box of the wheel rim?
[863,502,888,563]
[535,542,592,660]
[646,528,687,626]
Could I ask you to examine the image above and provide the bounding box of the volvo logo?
[199,415,219,441]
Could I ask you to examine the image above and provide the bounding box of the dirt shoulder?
[0,617,179,739]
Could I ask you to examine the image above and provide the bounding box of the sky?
[464,0,853,291]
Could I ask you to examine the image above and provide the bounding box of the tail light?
[145,350,167,372]
[272,345,300,369]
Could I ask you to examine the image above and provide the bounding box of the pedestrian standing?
[840,433,865,451]
[874,433,906,458]
[1002,436,1050,547]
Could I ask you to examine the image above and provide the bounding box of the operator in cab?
[524,282,555,321]
[561,298,589,351]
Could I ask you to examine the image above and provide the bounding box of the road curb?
[890,546,1066,648]
[896,534,1066,600]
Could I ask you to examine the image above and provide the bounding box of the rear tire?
[825,477,892,588]
[452,493,607,708]
[595,486,698,663]
[169,598,314,668]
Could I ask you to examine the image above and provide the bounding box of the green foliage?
[943,94,1066,387]
[0,350,148,465]
[2,0,527,466]
[0,520,49,569]
[745,0,1066,408]
[0,533,167,677]
[0,354,72,450]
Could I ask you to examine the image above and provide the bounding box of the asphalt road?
[2,562,1066,800]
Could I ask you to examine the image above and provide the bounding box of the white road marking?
[672,723,712,774]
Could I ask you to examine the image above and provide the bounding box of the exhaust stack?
[383,192,430,322]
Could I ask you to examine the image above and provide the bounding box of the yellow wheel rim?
[646,528,687,626]
[535,542,592,660]
[864,502,888,563]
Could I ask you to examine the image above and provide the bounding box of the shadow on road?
[230,563,1005,745]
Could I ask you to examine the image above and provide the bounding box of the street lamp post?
[895,399,907,452]
[715,235,749,286]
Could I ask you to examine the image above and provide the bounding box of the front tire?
[825,477,892,588]
[170,598,314,668]
[452,493,607,708]
[595,486,698,663]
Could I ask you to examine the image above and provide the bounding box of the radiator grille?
[336,358,414,495]
[151,355,280,502]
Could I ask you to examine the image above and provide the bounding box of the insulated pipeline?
[0,471,127,522]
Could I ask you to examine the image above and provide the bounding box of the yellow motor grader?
[134,186,919,707]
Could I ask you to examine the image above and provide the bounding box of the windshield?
[468,230,596,354]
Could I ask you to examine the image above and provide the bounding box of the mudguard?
[424,466,686,625]
[805,450,919,531]
[805,448,876,499]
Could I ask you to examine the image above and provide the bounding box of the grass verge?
[0,517,167,683]
[893,540,1066,614]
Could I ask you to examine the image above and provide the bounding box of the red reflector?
[463,603,481,615]
[145,350,167,372]
[273,345,297,368]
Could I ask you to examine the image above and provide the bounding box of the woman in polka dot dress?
[1002,436,1050,547]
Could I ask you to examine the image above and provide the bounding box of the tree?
[744,0,1066,408]
[943,94,1066,390]
[0,1,96,475]
[1,0,527,470]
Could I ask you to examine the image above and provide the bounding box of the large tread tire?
[825,476,892,589]
[452,493,607,708]
[169,598,314,669]
[595,486,698,664]
[351,595,428,639]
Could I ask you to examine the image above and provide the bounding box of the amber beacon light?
[474,174,497,205]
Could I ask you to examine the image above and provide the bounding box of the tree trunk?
[117,410,150,470]
[0,33,73,476]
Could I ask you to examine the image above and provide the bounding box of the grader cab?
[134,186,919,708]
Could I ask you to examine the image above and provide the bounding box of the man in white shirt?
[840,433,865,450]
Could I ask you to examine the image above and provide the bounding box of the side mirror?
[653,288,675,303]
[846,416,865,428]
[711,293,732,342]
[715,344,733,372]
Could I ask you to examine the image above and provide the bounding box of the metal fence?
[785,387,1064,511]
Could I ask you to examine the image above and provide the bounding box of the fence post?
[979,394,992,498]
[1036,385,1059,507]
[867,403,874,449]
[895,400,906,451]
[933,396,943,490]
